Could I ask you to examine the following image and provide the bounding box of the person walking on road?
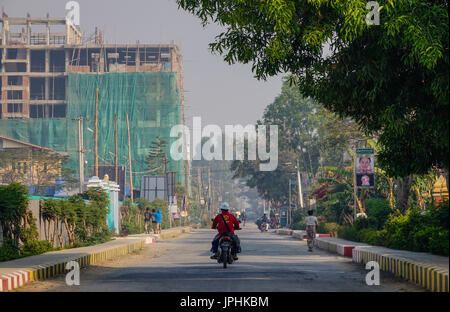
[305,210,318,252]
[144,208,152,234]
[152,209,162,234]
[241,210,247,227]
[151,209,157,234]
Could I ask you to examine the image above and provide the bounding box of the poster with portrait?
[356,148,375,188]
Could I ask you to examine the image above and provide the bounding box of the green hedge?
[338,200,449,256]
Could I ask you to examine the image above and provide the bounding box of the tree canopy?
[177,0,449,178]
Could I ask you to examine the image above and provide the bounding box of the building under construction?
[0,14,189,194]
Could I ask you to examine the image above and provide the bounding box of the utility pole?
[208,167,211,219]
[288,179,291,226]
[197,167,202,223]
[297,159,304,210]
[353,146,358,219]
[94,87,99,177]
[114,113,118,183]
[126,114,133,202]
[74,117,85,193]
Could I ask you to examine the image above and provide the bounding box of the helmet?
[219,202,230,211]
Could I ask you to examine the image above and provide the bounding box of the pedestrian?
[305,210,318,252]
[154,208,162,234]
[151,209,158,234]
[241,210,247,227]
[144,208,152,234]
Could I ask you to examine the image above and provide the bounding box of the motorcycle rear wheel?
[222,252,228,268]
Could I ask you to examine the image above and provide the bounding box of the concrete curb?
[353,246,449,292]
[275,229,331,241]
[312,237,449,293]
[0,240,145,292]
[314,237,370,257]
[159,226,191,239]
[0,226,192,292]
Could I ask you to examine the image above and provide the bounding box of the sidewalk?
[351,244,449,292]
[274,229,449,292]
[274,228,331,240]
[0,226,192,292]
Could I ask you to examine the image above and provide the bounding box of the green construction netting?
[0,72,184,189]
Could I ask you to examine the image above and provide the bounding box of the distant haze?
[1,0,283,128]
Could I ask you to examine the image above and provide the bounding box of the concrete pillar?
[99,50,105,73]
[2,19,9,45]
[45,49,50,72]
[27,21,31,45]
[45,78,49,100]
[1,48,4,73]
[26,49,31,72]
[135,46,140,72]
[65,49,70,72]
[46,22,50,45]
[65,22,70,44]
[1,21,6,45]
[45,50,50,100]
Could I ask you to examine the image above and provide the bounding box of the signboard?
[140,172,176,203]
[280,206,288,227]
[356,148,375,188]
[169,203,178,214]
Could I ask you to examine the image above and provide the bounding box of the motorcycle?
[259,221,269,232]
[217,233,236,268]
[269,218,278,229]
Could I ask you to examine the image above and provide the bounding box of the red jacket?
[212,211,240,234]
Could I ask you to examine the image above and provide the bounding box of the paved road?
[18,224,424,292]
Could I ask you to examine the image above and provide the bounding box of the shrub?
[413,226,449,256]
[291,209,303,224]
[338,205,449,256]
[22,240,53,257]
[365,198,392,229]
[359,228,384,245]
[291,221,306,230]
[353,217,369,231]
[317,222,339,236]
[0,239,21,261]
[0,182,29,247]
[427,200,449,230]
[338,226,359,242]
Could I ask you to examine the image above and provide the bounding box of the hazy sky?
[1,0,283,128]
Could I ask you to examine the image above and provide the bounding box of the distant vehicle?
[259,222,269,232]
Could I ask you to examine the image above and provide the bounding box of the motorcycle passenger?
[210,202,241,260]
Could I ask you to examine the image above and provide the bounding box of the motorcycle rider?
[210,202,241,260]
[257,213,269,231]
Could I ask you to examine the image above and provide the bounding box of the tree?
[0,182,29,246]
[146,135,169,176]
[177,0,449,186]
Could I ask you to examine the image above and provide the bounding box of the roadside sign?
[356,148,374,155]
[355,148,375,188]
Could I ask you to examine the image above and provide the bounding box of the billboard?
[355,148,375,188]
[140,172,176,203]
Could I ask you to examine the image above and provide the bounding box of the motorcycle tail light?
[223,236,230,240]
